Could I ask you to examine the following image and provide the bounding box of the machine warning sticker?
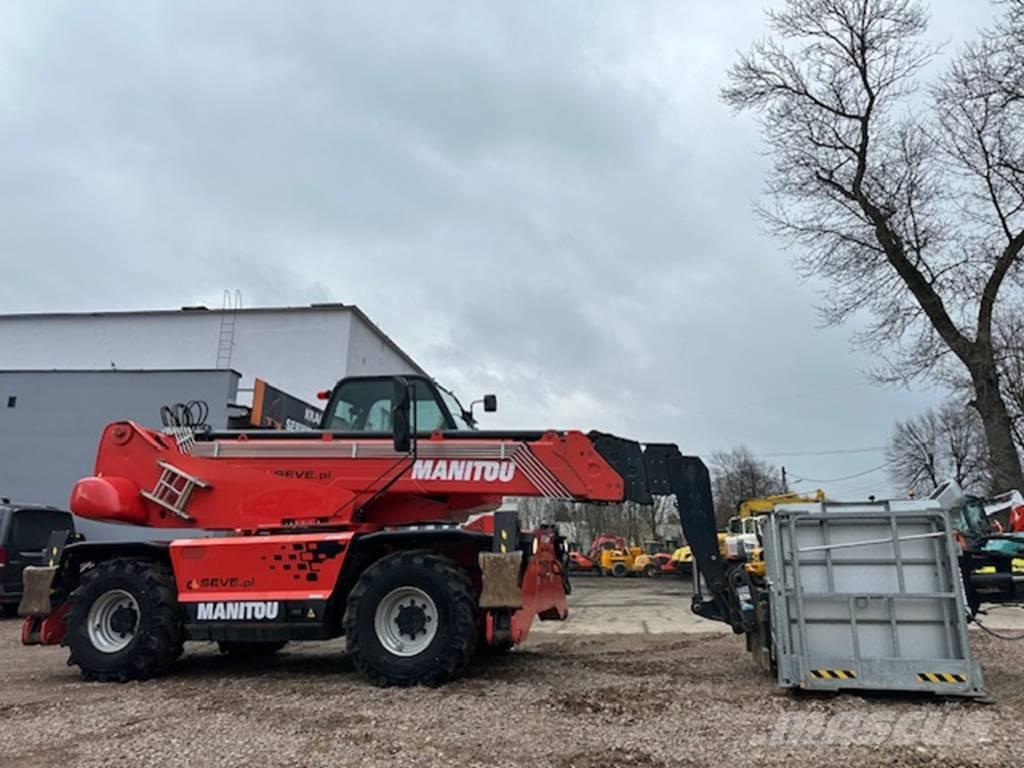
[195,601,281,621]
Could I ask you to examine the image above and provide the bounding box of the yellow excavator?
[671,490,826,572]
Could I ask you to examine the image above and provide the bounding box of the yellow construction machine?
[671,490,826,574]
[597,544,646,577]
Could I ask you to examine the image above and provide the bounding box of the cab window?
[437,387,474,430]
[412,398,448,431]
[325,378,453,432]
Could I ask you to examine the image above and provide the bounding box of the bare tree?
[515,497,547,529]
[996,315,1024,449]
[887,400,990,494]
[636,495,680,543]
[710,447,788,527]
[724,0,1024,492]
[513,494,682,549]
[942,306,1024,453]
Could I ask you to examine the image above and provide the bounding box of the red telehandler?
[19,375,738,686]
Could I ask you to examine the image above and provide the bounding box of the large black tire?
[343,550,478,687]
[642,564,658,578]
[1,603,19,618]
[65,558,184,682]
[218,640,288,657]
[611,562,629,578]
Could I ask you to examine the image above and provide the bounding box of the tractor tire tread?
[343,549,477,687]
[65,558,182,683]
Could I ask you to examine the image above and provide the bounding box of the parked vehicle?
[568,534,644,576]
[0,502,75,616]
[723,490,825,561]
[567,550,598,572]
[634,551,677,577]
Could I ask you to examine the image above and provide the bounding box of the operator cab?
[321,375,495,433]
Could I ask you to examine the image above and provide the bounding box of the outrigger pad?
[19,565,58,618]
[478,551,524,609]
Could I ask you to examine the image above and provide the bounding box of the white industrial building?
[0,303,424,406]
[0,303,426,533]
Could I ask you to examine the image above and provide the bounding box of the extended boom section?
[71,422,634,530]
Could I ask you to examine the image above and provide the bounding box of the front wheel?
[343,550,478,687]
[65,558,183,682]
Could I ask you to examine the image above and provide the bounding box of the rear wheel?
[218,640,288,657]
[65,558,183,682]
[611,562,629,578]
[642,564,657,578]
[344,550,478,687]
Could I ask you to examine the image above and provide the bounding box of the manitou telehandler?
[19,375,738,686]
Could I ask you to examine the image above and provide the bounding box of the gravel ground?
[1,579,1021,768]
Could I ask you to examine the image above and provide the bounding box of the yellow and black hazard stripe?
[493,510,519,555]
[917,672,967,684]
[811,669,857,680]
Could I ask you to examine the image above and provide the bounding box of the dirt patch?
[2,581,1023,768]
[556,748,672,768]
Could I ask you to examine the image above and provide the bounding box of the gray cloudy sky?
[0,1,999,498]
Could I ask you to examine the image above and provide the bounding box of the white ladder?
[141,460,211,521]
[215,289,242,369]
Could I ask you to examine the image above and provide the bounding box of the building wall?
[345,311,415,376]
[0,305,424,406]
[0,305,426,541]
[0,369,239,540]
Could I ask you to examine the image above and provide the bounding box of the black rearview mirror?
[483,394,497,413]
[391,377,411,453]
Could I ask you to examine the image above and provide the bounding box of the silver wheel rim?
[373,586,438,657]
[87,589,140,654]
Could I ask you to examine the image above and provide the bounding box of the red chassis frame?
[167,528,566,647]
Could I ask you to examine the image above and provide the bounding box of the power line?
[789,460,895,484]
[762,445,886,458]
[791,477,887,495]
[689,444,887,458]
